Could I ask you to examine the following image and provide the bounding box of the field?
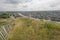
[7,17,60,40]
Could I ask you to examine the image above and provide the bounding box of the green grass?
[0,21,11,27]
[0,19,13,28]
[7,17,60,40]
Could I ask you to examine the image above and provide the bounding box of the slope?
[7,17,60,40]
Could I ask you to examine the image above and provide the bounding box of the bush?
[0,14,10,19]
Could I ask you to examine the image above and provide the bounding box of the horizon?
[0,10,60,12]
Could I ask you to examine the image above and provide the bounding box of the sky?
[0,0,60,11]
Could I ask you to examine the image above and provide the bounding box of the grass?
[7,17,60,40]
[0,18,13,27]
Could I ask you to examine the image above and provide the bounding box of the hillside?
[7,17,60,40]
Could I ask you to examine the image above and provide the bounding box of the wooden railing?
[0,24,13,40]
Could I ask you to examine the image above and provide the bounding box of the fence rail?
[0,24,12,40]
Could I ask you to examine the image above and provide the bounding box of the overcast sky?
[0,0,60,11]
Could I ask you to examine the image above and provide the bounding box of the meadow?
[7,17,60,40]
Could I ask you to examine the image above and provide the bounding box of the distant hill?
[7,17,60,40]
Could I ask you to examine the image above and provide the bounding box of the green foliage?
[0,14,10,19]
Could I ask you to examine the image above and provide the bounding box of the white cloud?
[0,0,60,11]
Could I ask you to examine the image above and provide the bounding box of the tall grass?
[7,17,60,40]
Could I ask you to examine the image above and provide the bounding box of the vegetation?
[0,14,11,19]
[0,18,13,27]
[7,17,60,40]
[0,22,10,27]
[0,13,14,27]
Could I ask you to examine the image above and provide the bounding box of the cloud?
[49,0,60,7]
[0,0,60,11]
[5,0,32,4]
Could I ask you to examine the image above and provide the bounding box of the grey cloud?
[0,0,60,11]
[49,0,60,7]
[5,0,32,4]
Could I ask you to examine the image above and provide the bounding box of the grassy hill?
[7,17,60,40]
